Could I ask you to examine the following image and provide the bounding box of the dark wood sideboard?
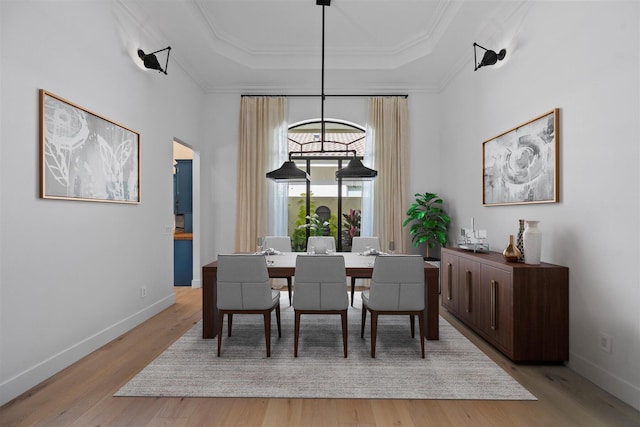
[441,248,569,363]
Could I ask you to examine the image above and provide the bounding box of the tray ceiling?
[118,0,525,93]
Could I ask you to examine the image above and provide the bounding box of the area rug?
[115,294,536,400]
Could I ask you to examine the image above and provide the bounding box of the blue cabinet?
[174,160,192,214]
[174,238,193,286]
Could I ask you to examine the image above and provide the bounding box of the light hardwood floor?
[1,287,639,426]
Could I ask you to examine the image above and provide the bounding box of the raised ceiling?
[119,0,525,93]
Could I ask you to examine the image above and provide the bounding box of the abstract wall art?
[39,89,140,203]
[482,109,559,206]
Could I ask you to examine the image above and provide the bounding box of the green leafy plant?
[342,208,361,250]
[291,194,338,251]
[402,192,451,258]
[297,213,329,236]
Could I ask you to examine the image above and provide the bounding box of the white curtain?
[235,96,287,252]
[366,96,409,253]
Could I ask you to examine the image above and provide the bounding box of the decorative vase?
[516,219,525,261]
[502,234,522,262]
[523,220,542,265]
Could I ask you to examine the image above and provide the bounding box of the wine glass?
[256,237,264,253]
[388,241,395,254]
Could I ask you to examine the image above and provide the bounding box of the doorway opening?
[173,140,199,287]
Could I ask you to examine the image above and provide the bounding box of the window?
[286,120,367,251]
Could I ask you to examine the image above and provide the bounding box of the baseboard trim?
[569,351,640,411]
[0,293,175,406]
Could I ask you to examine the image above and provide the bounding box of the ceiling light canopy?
[266,0,377,182]
[138,46,171,74]
[473,43,506,71]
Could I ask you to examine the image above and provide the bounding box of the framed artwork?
[482,108,559,206]
[39,89,140,203]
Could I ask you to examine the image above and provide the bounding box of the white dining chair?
[262,236,292,252]
[216,254,282,357]
[361,255,425,358]
[351,236,381,254]
[307,236,336,254]
[262,236,293,305]
[349,236,381,306]
[293,255,349,357]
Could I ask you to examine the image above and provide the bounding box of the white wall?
[0,1,204,404]
[440,2,640,410]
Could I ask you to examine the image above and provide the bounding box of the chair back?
[351,236,381,253]
[262,236,292,252]
[307,236,336,254]
[293,255,348,310]
[217,254,273,310]
[368,255,425,311]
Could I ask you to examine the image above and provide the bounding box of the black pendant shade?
[335,157,377,181]
[265,160,310,182]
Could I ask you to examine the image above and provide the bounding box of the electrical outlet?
[598,332,612,353]
[140,286,147,298]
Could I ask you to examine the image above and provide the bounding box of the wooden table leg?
[202,265,218,338]
[425,267,439,340]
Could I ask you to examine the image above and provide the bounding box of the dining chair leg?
[410,314,415,338]
[217,311,225,357]
[294,310,301,357]
[287,277,292,306]
[276,303,282,337]
[418,312,425,358]
[341,310,348,358]
[263,311,271,357]
[350,277,356,307]
[370,311,379,358]
[228,313,233,337]
[361,305,367,338]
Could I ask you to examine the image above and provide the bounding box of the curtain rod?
[241,94,408,98]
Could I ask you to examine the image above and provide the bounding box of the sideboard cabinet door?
[479,264,514,358]
[440,251,459,316]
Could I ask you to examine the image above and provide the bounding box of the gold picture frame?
[39,89,140,203]
[482,108,559,206]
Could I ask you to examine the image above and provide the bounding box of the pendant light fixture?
[266,0,377,182]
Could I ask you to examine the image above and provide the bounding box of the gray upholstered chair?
[351,236,381,254]
[293,255,349,357]
[307,236,336,254]
[349,236,381,306]
[360,255,425,358]
[262,236,292,252]
[262,235,294,305]
[216,254,282,357]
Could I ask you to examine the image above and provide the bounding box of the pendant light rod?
[320,0,327,154]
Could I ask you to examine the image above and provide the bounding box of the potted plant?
[402,192,451,260]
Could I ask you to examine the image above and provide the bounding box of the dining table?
[201,252,440,340]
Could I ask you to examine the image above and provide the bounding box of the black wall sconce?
[137,46,171,74]
[473,43,506,71]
